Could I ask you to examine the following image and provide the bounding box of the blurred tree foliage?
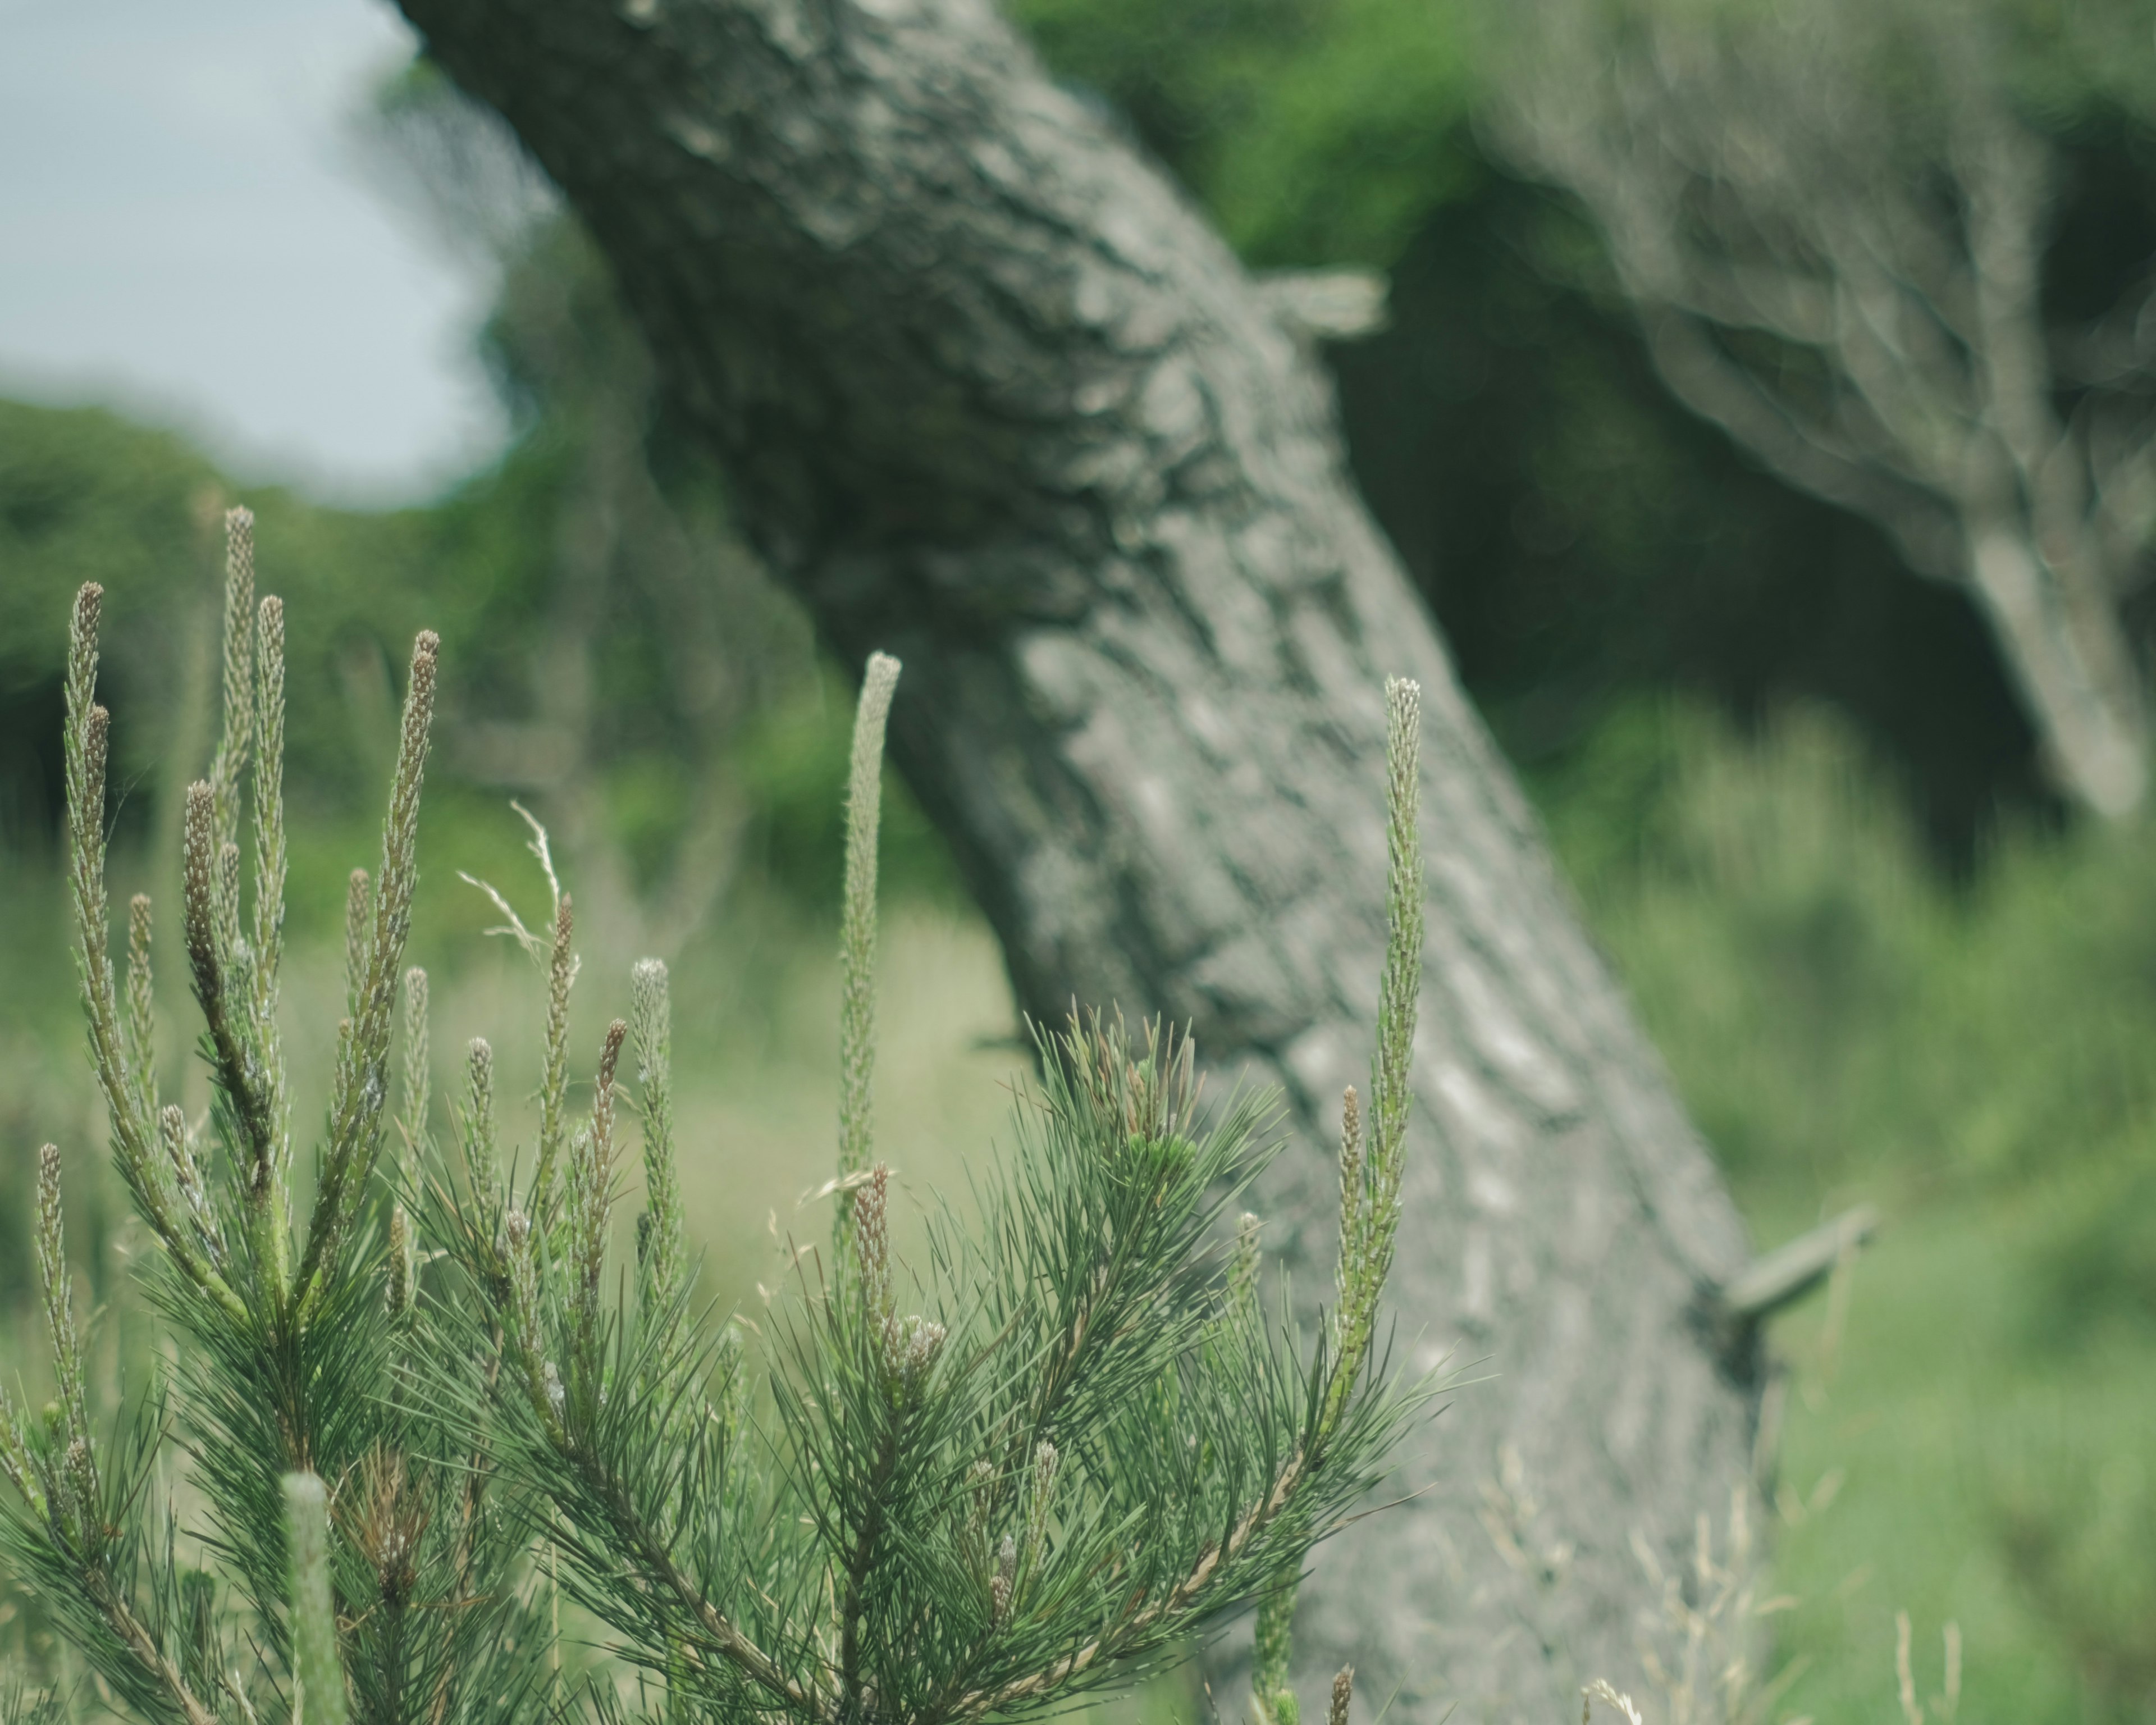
[0,246,952,939]
[0,403,442,859]
[1536,700,2156,1220]
[1012,0,1485,267]
[1487,0,2156,819]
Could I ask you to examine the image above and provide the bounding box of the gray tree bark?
[392,0,1764,1716]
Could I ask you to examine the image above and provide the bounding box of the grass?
[1759,1188,2156,1725]
[1538,700,2156,1725]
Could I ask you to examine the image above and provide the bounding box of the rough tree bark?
[393,0,1764,1716]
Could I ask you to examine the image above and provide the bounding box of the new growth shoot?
[1255,677,1424,1725]
[837,650,901,1252]
[284,1474,349,1725]
[448,651,1429,1725]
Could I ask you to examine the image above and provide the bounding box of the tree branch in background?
[1492,0,2156,816]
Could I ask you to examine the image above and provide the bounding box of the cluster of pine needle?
[0,513,1432,1725]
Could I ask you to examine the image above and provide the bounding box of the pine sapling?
[435,655,1434,1725]
[6,527,1434,1725]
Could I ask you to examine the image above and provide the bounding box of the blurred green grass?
[1533,702,2156,1725]
[1760,1191,2156,1725]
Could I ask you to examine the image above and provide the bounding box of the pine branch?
[983,1015,1223,1483]
[632,958,684,1321]
[1254,679,1423,1724]
[1254,1576,1300,1725]
[80,1568,221,1725]
[63,585,243,1321]
[159,1103,225,1271]
[208,509,255,964]
[1325,678,1422,1435]
[298,629,440,1317]
[0,1391,40,1522]
[251,594,292,1211]
[835,1166,913,1725]
[469,1265,824,1721]
[568,1020,628,1400]
[398,965,432,1188]
[951,1439,1312,1720]
[34,1149,95,1502]
[835,652,900,1251]
[1333,1087,1360,1304]
[345,869,373,1022]
[529,893,577,1224]
[184,778,284,1281]
[583,1463,833,1724]
[836,1416,901,1725]
[124,893,158,1125]
[6,1151,220,1725]
[459,1037,503,1239]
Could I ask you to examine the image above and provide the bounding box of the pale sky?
[0,0,508,504]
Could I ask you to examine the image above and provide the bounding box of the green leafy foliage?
[1536,701,2156,1205]
[1008,0,1483,268]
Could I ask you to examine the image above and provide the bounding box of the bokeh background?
[4,0,2155,1720]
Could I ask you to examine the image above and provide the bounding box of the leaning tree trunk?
[395,0,1765,1714]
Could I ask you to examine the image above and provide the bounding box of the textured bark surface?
[394,0,1763,1715]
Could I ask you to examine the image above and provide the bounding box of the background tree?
[997,0,2114,857]
[382,0,1795,1717]
[1491,0,2156,818]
